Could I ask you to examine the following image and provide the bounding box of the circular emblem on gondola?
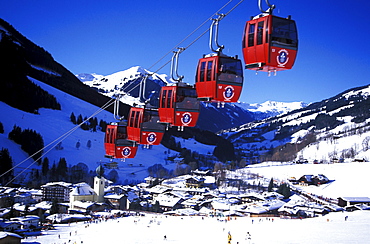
[277,49,289,66]
[181,112,192,125]
[147,132,157,144]
[121,147,131,157]
[223,86,235,101]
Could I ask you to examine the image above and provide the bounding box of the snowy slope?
[0,76,215,184]
[222,83,370,164]
[31,210,370,244]
[236,100,307,118]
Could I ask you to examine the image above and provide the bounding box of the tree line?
[69,112,107,132]
[8,125,44,163]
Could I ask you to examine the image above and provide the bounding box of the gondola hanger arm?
[258,0,275,14]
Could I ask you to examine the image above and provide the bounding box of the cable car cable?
[2,0,247,185]
[152,0,244,75]
[148,0,234,71]
[1,98,116,186]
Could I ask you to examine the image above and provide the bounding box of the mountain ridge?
[77,68,307,132]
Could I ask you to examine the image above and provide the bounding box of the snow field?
[25,211,370,244]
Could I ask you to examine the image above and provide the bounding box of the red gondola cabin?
[196,54,243,103]
[242,14,298,72]
[104,122,138,159]
[127,107,165,145]
[159,84,200,128]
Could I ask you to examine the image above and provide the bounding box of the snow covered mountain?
[76,66,170,107]
[236,100,308,120]
[77,67,307,132]
[220,84,370,164]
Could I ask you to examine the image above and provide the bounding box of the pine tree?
[0,148,13,185]
[70,112,77,124]
[50,198,59,214]
[86,140,92,149]
[99,119,108,132]
[76,141,81,150]
[42,157,49,176]
[268,178,274,192]
[77,114,83,125]
[277,183,291,199]
[57,158,68,180]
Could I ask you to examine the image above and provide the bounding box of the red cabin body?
[127,107,165,145]
[104,123,138,159]
[159,84,200,127]
[196,54,243,103]
[242,14,298,72]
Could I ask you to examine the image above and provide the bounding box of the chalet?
[10,215,40,230]
[69,201,106,214]
[41,182,72,202]
[153,195,183,212]
[0,221,21,232]
[105,194,127,210]
[0,232,22,244]
[0,188,17,208]
[239,193,265,203]
[337,197,370,208]
[185,176,205,188]
[146,185,172,197]
[11,203,46,220]
[298,174,329,186]
[13,191,33,205]
[143,176,162,187]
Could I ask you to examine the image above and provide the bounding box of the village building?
[69,183,96,205]
[337,197,370,208]
[105,194,127,210]
[0,231,22,244]
[10,215,40,230]
[41,182,72,202]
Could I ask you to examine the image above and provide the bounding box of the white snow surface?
[25,210,370,243]
[237,100,306,114]
[20,161,370,243]
[0,76,211,184]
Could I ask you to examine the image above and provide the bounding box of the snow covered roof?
[72,201,96,209]
[34,201,52,210]
[164,208,199,216]
[0,231,22,240]
[340,197,370,203]
[41,182,72,188]
[70,182,96,196]
[154,195,182,208]
[147,185,172,194]
[105,193,126,200]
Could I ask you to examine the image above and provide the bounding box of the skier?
[228,231,232,244]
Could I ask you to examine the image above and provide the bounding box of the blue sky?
[2,0,370,104]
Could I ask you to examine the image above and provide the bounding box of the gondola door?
[196,56,217,101]
[159,86,175,125]
[105,123,138,159]
[127,107,143,143]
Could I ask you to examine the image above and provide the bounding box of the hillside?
[221,84,370,164]
[0,18,130,117]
